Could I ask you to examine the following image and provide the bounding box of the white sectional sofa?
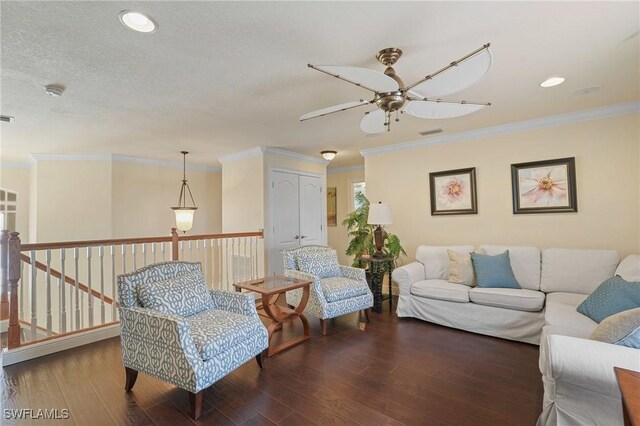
[392,245,640,426]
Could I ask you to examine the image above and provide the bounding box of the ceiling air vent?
[418,128,443,136]
[0,115,15,123]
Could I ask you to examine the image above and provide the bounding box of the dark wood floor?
[1,301,543,425]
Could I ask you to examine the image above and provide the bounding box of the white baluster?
[74,247,80,330]
[232,238,236,285]
[30,250,37,340]
[249,237,254,279]
[201,240,207,286]
[142,243,147,267]
[210,239,216,289]
[99,246,105,325]
[45,249,52,336]
[225,238,229,290]
[161,242,166,261]
[180,241,185,260]
[195,240,200,262]
[20,261,25,321]
[243,238,248,281]
[86,247,93,327]
[121,245,127,274]
[111,245,117,321]
[152,242,157,264]
[60,248,67,333]
[132,244,137,270]
[189,240,193,261]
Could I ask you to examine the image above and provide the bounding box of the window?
[0,188,17,232]
[351,181,366,211]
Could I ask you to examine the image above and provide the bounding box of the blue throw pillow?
[577,276,640,323]
[470,250,521,289]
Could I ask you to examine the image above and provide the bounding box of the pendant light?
[171,151,197,233]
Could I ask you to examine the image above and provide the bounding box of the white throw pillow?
[447,248,486,286]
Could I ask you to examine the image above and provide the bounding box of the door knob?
[300,235,308,239]
[294,235,300,240]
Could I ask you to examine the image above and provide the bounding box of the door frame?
[266,166,327,275]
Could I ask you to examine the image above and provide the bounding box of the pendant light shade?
[171,151,197,233]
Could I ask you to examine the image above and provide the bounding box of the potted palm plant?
[342,193,406,269]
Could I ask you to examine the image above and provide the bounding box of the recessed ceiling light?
[118,10,157,33]
[540,77,565,88]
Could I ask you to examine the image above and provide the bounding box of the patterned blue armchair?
[117,261,268,420]
[283,246,373,335]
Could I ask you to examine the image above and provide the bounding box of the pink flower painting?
[435,175,472,209]
[518,165,569,208]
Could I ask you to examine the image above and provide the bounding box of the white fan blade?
[360,109,386,134]
[312,65,399,93]
[409,48,492,98]
[299,100,369,121]
[404,100,486,119]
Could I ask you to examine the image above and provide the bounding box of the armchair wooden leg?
[365,308,371,322]
[358,309,370,331]
[189,391,203,420]
[320,318,328,336]
[255,352,264,369]
[124,367,138,391]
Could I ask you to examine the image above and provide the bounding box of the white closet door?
[299,175,323,246]
[270,171,300,275]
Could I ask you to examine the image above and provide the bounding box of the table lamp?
[367,202,393,258]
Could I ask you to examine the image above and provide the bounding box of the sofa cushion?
[545,292,597,336]
[320,276,369,303]
[616,255,640,282]
[576,276,640,323]
[590,308,640,348]
[480,245,541,291]
[410,279,470,303]
[297,249,341,278]
[540,248,620,294]
[186,309,265,361]
[471,251,521,289]
[137,270,214,317]
[447,248,485,286]
[415,245,474,280]
[469,287,545,312]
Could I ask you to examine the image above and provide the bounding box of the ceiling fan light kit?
[301,43,493,134]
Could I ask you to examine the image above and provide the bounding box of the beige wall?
[1,158,222,243]
[365,114,640,262]
[222,155,264,233]
[111,162,221,238]
[34,160,113,242]
[0,166,31,241]
[327,168,365,266]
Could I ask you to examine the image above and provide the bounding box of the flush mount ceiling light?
[44,84,65,97]
[321,150,337,161]
[118,10,157,33]
[540,77,565,88]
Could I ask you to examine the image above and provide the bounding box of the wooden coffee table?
[615,367,640,426]
[233,275,312,357]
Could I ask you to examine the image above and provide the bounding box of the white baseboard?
[2,324,120,367]
[0,319,7,333]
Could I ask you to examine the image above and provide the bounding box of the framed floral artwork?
[429,167,477,215]
[327,187,337,226]
[511,157,577,214]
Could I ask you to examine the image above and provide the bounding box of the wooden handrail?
[20,253,118,306]
[20,230,264,251]
[18,318,57,335]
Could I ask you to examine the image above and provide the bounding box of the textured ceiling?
[1,1,639,168]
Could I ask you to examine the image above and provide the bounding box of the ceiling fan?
[300,43,492,134]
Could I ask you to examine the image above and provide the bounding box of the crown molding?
[218,147,265,164]
[360,101,640,157]
[327,164,365,174]
[27,153,221,173]
[263,147,329,166]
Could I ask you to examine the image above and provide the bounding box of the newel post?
[1,230,9,322]
[171,227,179,261]
[7,232,21,349]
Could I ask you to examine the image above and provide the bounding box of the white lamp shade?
[173,208,196,232]
[368,202,393,225]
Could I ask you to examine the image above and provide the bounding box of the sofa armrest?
[392,262,426,294]
[284,269,326,304]
[119,307,203,386]
[547,334,640,398]
[339,265,366,281]
[209,289,258,317]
